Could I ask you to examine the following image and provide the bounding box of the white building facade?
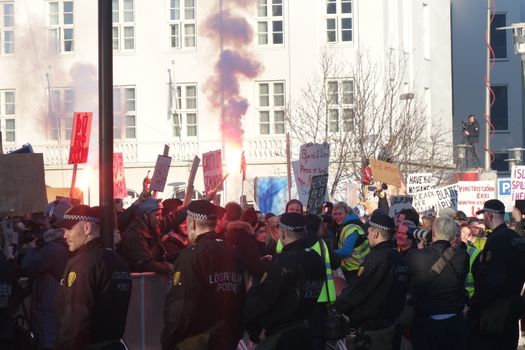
[451,0,525,173]
[0,0,452,206]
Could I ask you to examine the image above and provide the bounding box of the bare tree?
[286,49,452,198]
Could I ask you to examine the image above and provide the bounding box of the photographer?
[462,114,480,168]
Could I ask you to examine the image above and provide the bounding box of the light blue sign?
[498,178,511,196]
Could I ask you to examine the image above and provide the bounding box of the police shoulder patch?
[172,271,182,285]
[357,266,365,277]
[67,272,77,287]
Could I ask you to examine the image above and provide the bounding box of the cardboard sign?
[150,155,172,192]
[457,181,496,217]
[307,174,329,215]
[406,173,433,194]
[412,184,458,213]
[113,153,127,199]
[370,159,402,187]
[497,178,513,213]
[389,195,414,218]
[511,166,525,200]
[68,112,93,164]
[294,143,330,205]
[202,150,223,194]
[0,154,47,216]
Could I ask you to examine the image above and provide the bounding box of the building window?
[256,0,283,45]
[257,81,285,135]
[326,0,352,43]
[169,0,196,49]
[327,79,354,132]
[1,2,13,55]
[0,90,15,142]
[114,86,136,139]
[491,85,508,131]
[112,0,134,51]
[48,88,75,141]
[47,1,74,53]
[172,83,198,137]
[490,13,507,60]
[492,152,510,173]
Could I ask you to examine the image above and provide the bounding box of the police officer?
[55,205,132,350]
[467,199,525,350]
[336,213,408,350]
[161,200,245,350]
[246,213,326,350]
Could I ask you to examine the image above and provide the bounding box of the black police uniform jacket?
[246,238,326,336]
[55,238,132,349]
[336,240,408,329]
[161,231,245,350]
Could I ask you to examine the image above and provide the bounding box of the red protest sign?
[68,112,93,164]
[202,150,223,194]
[113,153,127,199]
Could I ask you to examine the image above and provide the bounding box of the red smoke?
[203,2,263,148]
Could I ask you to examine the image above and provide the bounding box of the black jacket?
[246,238,325,336]
[470,223,525,317]
[55,238,131,349]
[225,221,266,279]
[161,231,245,350]
[465,120,480,143]
[407,240,469,316]
[336,240,408,329]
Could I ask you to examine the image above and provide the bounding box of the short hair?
[242,208,258,228]
[333,202,352,214]
[285,199,303,213]
[225,202,243,221]
[399,220,417,230]
[399,208,420,227]
[433,216,458,241]
[304,214,321,236]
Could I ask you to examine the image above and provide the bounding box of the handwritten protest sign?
[307,174,329,215]
[202,150,223,194]
[113,153,127,199]
[293,143,330,205]
[406,173,433,194]
[0,154,47,216]
[389,195,414,218]
[68,112,93,164]
[412,184,458,214]
[457,181,496,217]
[511,166,525,200]
[150,155,172,192]
[370,159,402,187]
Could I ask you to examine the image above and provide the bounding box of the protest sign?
[293,143,330,205]
[113,153,127,199]
[370,159,402,187]
[202,150,223,194]
[406,173,433,194]
[307,174,329,215]
[0,154,47,216]
[497,178,513,213]
[68,112,93,164]
[457,181,496,217]
[389,195,414,218]
[150,155,172,192]
[511,166,525,200]
[412,184,458,213]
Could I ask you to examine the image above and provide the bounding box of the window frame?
[325,0,353,44]
[256,81,286,135]
[113,85,137,140]
[326,78,355,133]
[46,0,75,54]
[0,89,15,143]
[172,83,198,138]
[47,87,75,141]
[112,0,135,52]
[1,1,14,55]
[490,84,509,132]
[490,12,507,61]
[256,0,284,46]
[168,0,197,49]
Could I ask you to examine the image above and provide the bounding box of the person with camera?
[20,198,72,350]
[336,213,408,350]
[462,114,480,168]
[406,216,469,350]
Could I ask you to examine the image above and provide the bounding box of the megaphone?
[9,143,34,154]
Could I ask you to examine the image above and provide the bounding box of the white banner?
[406,173,433,194]
[389,195,414,218]
[412,184,458,214]
[457,181,496,217]
[293,143,330,205]
[511,166,525,201]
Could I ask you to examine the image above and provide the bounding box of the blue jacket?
[334,213,363,258]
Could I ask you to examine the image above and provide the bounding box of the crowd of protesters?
[1,184,525,350]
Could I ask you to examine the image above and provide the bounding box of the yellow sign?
[67,272,77,287]
[370,159,403,187]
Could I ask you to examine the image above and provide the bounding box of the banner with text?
[457,181,496,217]
[293,143,330,205]
[412,184,458,214]
[511,166,525,200]
[202,150,223,194]
[307,174,329,215]
[113,153,127,199]
[370,159,402,187]
[150,155,172,192]
[68,112,93,164]
[406,173,433,194]
[389,195,414,218]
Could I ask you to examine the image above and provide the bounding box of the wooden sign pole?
[183,155,201,207]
